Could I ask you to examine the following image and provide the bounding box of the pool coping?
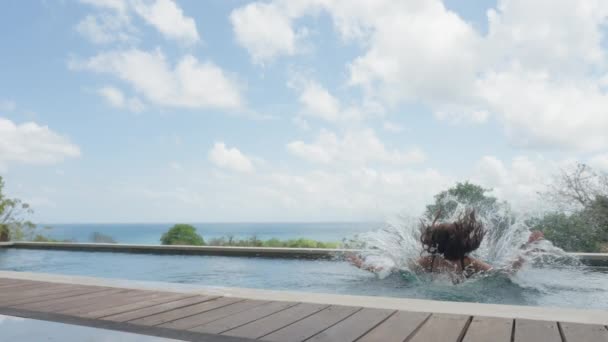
[2,241,607,263]
[0,270,606,325]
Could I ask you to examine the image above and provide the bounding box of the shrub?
[160,224,205,246]
[90,232,117,244]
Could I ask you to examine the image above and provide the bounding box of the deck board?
[357,310,430,342]
[190,301,298,334]
[514,319,562,342]
[0,276,590,342]
[102,295,218,322]
[260,305,361,342]
[59,290,163,316]
[408,313,471,342]
[82,293,192,319]
[222,303,328,339]
[463,317,512,342]
[560,322,608,342]
[128,297,244,326]
[159,299,268,330]
[305,307,394,342]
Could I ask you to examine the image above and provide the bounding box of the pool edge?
[0,270,605,325]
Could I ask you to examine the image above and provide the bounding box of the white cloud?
[230,0,608,151]
[97,86,144,112]
[132,0,200,45]
[0,118,80,169]
[589,154,608,172]
[79,0,199,45]
[75,13,134,44]
[71,48,242,110]
[471,155,559,211]
[287,129,425,165]
[383,121,404,133]
[230,1,308,63]
[476,66,608,150]
[208,142,254,173]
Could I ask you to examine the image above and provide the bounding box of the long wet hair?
[420,209,486,262]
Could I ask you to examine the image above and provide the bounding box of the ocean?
[37,222,381,245]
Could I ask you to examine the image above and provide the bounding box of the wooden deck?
[0,278,605,341]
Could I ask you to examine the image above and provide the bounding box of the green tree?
[538,164,608,252]
[0,176,35,241]
[531,212,599,252]
[160,224,205,246]
[425,182,498,220]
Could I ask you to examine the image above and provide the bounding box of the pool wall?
[1,241,607,265]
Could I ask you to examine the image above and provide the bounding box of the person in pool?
[349,209,544,279]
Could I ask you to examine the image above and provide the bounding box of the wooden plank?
[0,284,76,303]
[223,303,328,339]
[514,319,561,342]
[129,297,244,326]
[8,287,110,308]
[463,317,512,342]
[159,300,268,330]
[261,305,361,342]
[30,289,131,313]
[560,322,608,342]
[358,310,429,342]
[409,314,471,342]
[82,293,191,319]
[306,308,394,342]
[59,290,163,316]
[0,286,89,306]
[191,301,298,334]
[0,281,54,292]
[102,295,219,322]
[18,288,125,311]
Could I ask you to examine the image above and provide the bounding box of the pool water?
[0,249,606,310]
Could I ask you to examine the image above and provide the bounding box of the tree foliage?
[425,181,498,220]
[536,164,608,252]
[160,224,205,245]
[0,176,36,241]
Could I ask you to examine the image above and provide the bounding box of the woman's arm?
[510,230,545,271]
[346,253,384,273]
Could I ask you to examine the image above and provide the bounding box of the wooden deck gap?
[146,298,248,327]
[96,295,213,320]
[403,312,432,342]
[255,304,332,340]
[557,322,566,342]
[351,309,398,342]
[510,319,515,342]
[302,307,364,342]
[456,316,473,342]
[211,301,301,334]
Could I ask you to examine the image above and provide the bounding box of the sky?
[1,0,608,223]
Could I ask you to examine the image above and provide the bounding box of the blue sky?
[1,0,608,223]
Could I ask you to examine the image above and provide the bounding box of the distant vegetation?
[161,224,205,245]
[207,236,339,249]
[90,232,117,244]
[159,224,339,248]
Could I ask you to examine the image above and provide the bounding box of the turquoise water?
[40,222,377,244]
[0,248,606,310]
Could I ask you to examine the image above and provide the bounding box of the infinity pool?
[0,249,606,310]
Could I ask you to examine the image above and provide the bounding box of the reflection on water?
[0,314,183,341]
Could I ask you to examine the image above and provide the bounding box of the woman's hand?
[527,230,544,244]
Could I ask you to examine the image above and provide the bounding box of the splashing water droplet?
[344,197,579,279]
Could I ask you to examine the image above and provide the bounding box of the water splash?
[344,198,579,279]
